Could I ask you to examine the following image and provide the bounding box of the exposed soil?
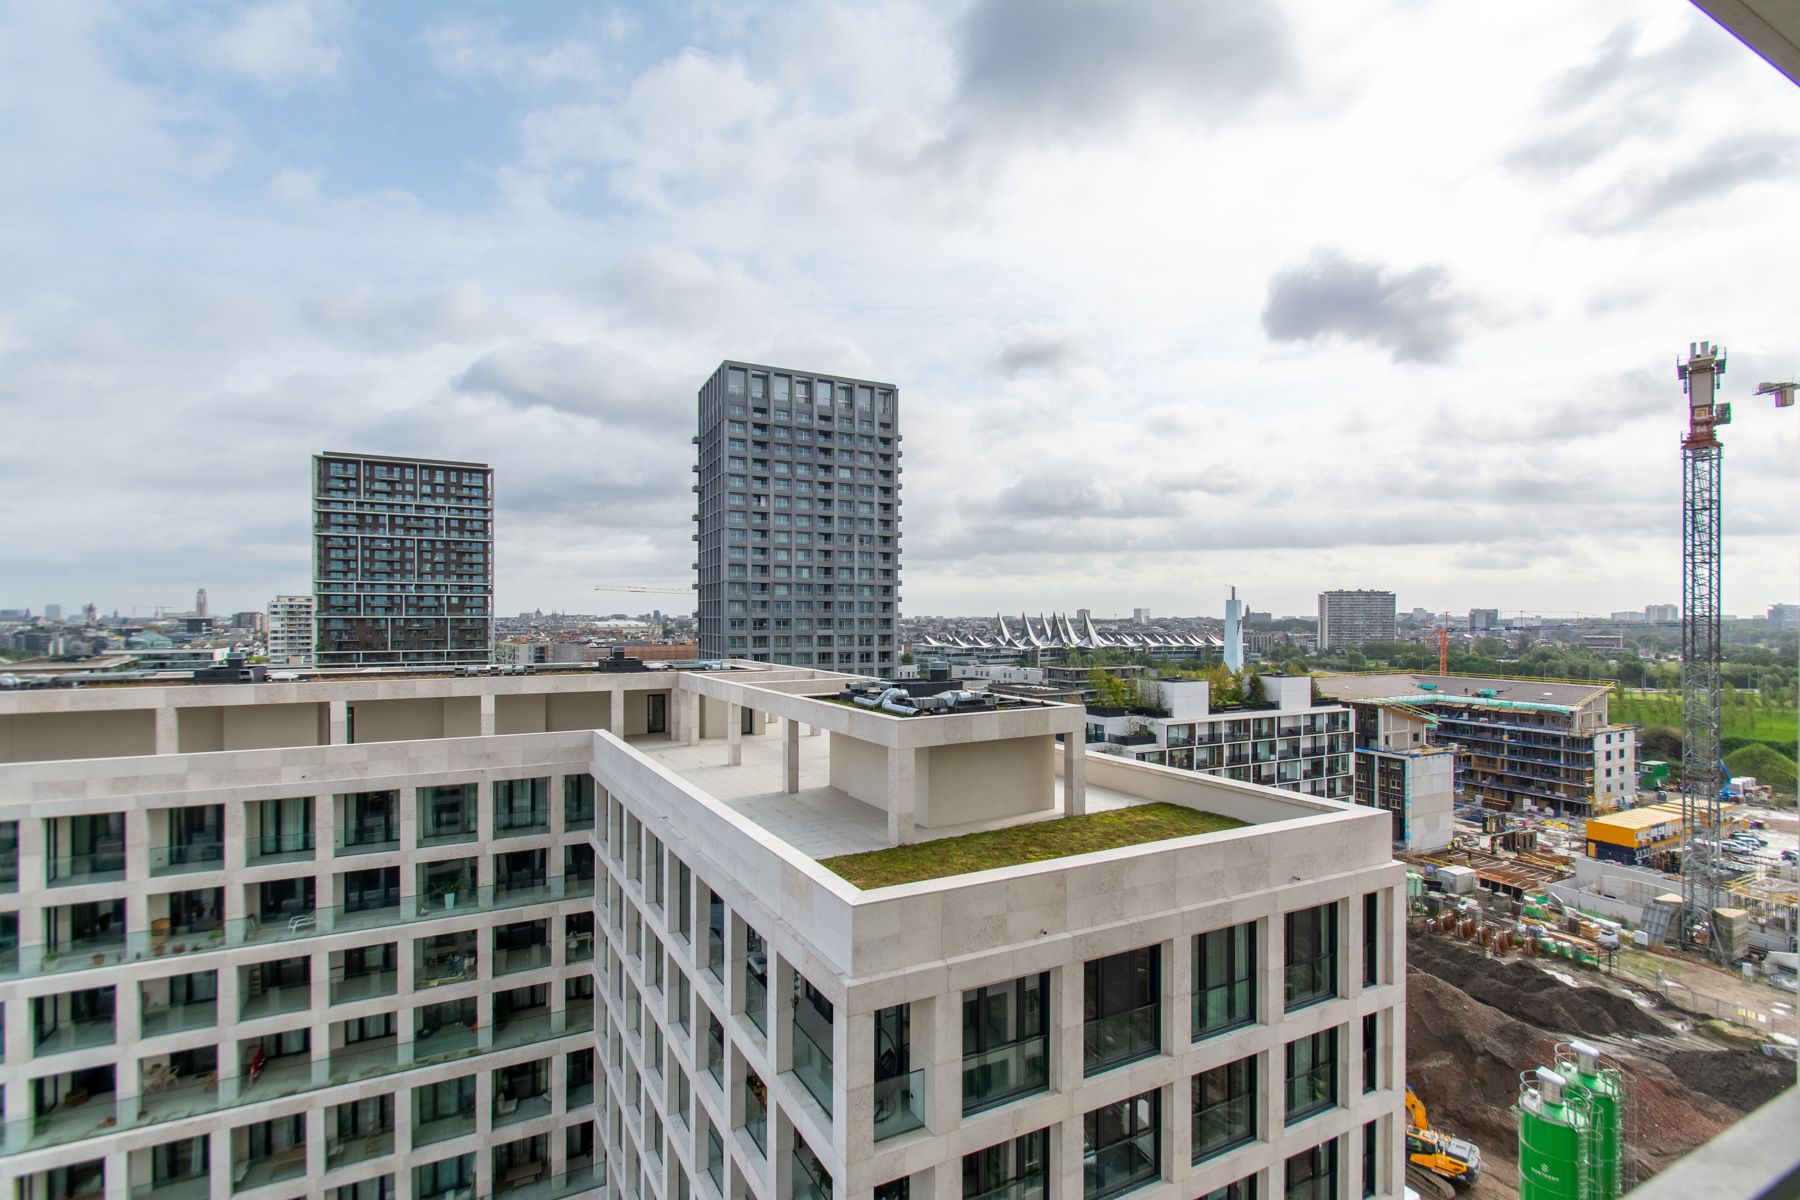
[1406,933,1788,1200]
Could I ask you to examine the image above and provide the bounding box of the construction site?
[1395,343,1799,1199]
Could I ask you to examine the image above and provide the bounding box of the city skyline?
[2,3,1798,621]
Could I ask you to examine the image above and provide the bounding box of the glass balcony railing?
[235,1142,309,1191]
[413,1109,476,1147]
[966,1177,1047,1200]
[48,851,128,886]
[332,969,398,1006]
[141,999,217,1038]
[791,1151,830,1200]
[476,1165,603,1200]
[0,1005,595,1159]
[2,875,590,981]
[32,1018,117,1056]
[789,1017,833,1115]
[247,833,315,864]
[962,1038,1049,1114]
[873,1069,925,1141]
[1085,1127,1158,1200]
[1084,1003,1160,1074]
[148,842,225,876]
[325,1124,393,1170]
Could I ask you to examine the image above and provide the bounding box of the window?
[1363,892,1379,986]
[1193,1056,1257,1162]
[1284,904,1337,1010]
[1285,1140,1337,1200]
[1084,1090,1160,1200]
[1199,1178,1257,1200]
[1363,1120,1379,1198]
[1285,1029,1338,1124]
[1195,924,1256,1039]
[1362,1013,1379,1094]
[1085,945,1160,1073]
[963,1129,1047,1200]
[875,1178,911,1200]
[963,973,1049,1114]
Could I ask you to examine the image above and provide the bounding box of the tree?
[1243,673,1267,706]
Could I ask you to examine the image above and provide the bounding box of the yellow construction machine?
[1406,1086,1482,1187]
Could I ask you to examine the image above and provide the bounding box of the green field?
[1612,689,1799,744]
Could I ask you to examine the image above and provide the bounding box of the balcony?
[325,1128,393,1171]
[233,1141,308,1192]
[1083,1002,1160,1075]
[0,1007,594,1161]
[872,1069,924,1142]
[149,840,225,877]
[2,875,590,982]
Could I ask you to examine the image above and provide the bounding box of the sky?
[2,1,1798,623]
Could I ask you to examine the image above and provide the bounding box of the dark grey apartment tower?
[695,362,901,671]
[312,451,494,667]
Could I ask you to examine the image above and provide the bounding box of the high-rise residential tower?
[1316,590,1397,650]
[312,452,494,668]
[694,362,900,672]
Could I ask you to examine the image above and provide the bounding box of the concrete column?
[885,746,916,846]
[784,718,800,794]
[610,688,626,738]
[1062,733,1087,816]
[102,1150,130,1200]
[726,704,742,767]
[683,690,699,746]
[479,693,496,737]
[328,700,349,745]
[154,707,177,754]
[808,723,821,737]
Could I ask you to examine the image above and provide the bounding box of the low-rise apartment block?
[1084,677,1355,803]
[0,665,1405,1200]
[1340,702,1456,853]
[1318,675,1637,819]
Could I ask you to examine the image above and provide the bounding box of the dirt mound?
[1664,1049,1793,1112]
[1409,936,1670,1039]
[1406,966,1755,1190]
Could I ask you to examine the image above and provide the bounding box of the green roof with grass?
[819,802,1246,889]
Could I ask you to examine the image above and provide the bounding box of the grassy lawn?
[819,802,1244,889]
[1612,690,1798,744]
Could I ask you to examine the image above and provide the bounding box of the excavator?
[1406,1087,1482,1190]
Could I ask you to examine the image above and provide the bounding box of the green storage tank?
[1558,1041,1624,1200]
[1517,1067,1594,1200]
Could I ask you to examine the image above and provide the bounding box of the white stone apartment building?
[1084,678,1356,804]
[266,597,315,667]
[0,665,1404,1200]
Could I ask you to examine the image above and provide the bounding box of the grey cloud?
[1546,22,1734,111]
[1261,250,1471,364]
[299,283,496,351]
[1578,133,1797,232]
[997,324,1079,377]
[595,249,764,333]
[954,0,1292,137]
[451,340,682,427]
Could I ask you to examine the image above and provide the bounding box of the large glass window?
[706,891,725,981]
[1083,1090,1160,1200]
[1285,1029,1338,1125]
[1285,1140,1337,1200]
[1085,945,1160,1074]
[1362,1013,1379,1094]
[1193,1056,1257,1162]
[1363,892,1380,987]
[963,973,1049,1115]
[963,1129,1047,1200]
[1362,1120,1378,1198]
[1194,924,1256,1039]
[874,1004,922,1140]
[493,778,549,834]
[743,925,768,1034]
[1284,905,1337,1011]
[1199,1178,1257,1200]
[417,786,476,845]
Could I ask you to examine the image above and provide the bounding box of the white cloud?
[202,0,344,86]
[1,0,1797,622]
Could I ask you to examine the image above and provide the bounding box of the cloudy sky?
[3,1,1797,623]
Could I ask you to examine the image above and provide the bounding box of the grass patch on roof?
[819,802,1244,889]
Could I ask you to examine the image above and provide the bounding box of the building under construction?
[1318,674,1639,818]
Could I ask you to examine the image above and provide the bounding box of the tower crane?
[593,584,694,596]
[1677,342,1729,955]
